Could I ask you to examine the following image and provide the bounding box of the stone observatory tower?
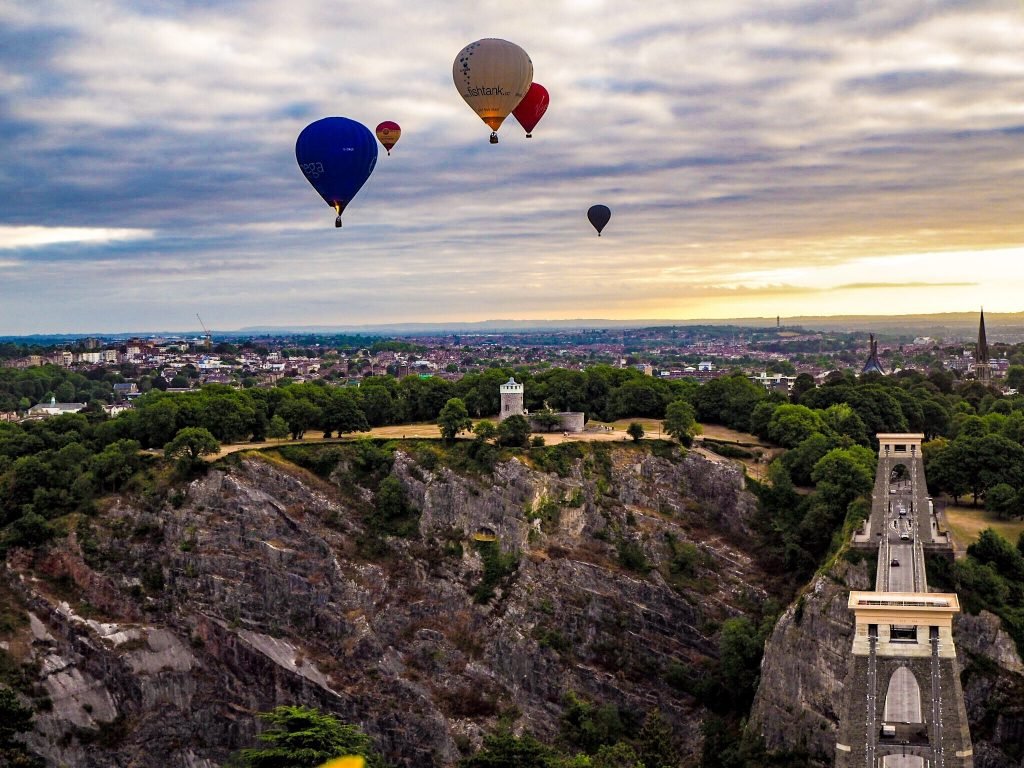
[498,377,524,422]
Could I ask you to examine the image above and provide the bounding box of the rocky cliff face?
[1,442,772,767]
[749,556,1024,767]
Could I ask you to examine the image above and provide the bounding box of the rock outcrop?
[2,442,772,767]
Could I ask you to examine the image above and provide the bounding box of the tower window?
[890,625,917,642]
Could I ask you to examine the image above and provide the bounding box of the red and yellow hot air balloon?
[512,82,549,138]
[453,38,533,144]
[375,121,401,155]
[318,758,365,768]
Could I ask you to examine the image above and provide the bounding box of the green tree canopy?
[233,705,385,768]
[663,399,698,446]
[497,415,531,448]
[164,427,220,472]
[766,404,828,449]
[437,397,473,441]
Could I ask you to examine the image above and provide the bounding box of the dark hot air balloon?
[375,121,401,155]
[587,205,611,236]
[296,117,378,228]
[512,82,549,137]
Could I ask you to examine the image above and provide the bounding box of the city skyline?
[2,0,1024,333]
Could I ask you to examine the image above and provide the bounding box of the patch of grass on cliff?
[529,496,562,534]
[273,443,348,477]
[472,539,519,604]
[660,533,715,593]
[701,439,754,459]
[527,442,585,477]
[0,579,28,637]
[616,537,650,573]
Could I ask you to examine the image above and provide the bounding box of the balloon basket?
[489,132,499,144]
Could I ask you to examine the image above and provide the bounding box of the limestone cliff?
[1,442,770,767]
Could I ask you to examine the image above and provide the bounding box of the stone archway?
[884,665,922,723]
[881,667,925,767]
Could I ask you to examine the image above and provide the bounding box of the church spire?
[977,307,991,383]
[861,333,886,376]
[977,307,988,363]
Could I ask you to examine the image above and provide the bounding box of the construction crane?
[196,313,212,352]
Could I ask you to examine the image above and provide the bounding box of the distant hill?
[237,311,1024,339]
[5,311,1023,343]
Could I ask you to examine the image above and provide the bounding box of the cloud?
[1,0,1023,332]
[0,226,155,249]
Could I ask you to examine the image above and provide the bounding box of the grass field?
[942,503,1024,551]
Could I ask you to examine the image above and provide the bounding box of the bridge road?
[880,482,925,594]
[880,466,929,766]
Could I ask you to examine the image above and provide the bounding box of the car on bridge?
[891,558,900,567]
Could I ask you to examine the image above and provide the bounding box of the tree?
[821,403,868,445]
[748,400,779,441]
[691,373,765,432]
[473,420,497,442]
[716,617,765,712]
[663,399,698,446]
[164,427,220,472]
[766,404,827,448]
[370,475,417,537]
[277,398,320,440]
[968,528,1024,581]
[91,438,142,491]
[437,397,473,441]
[496,415,530,448]
[634,710,679,768]
[320,390,369,438]
[626,422,644,442]
[531,408,562,433]
[789,372,816,404]
[591,743,644,768]
[233,705,384,768]
[781,432,836,487]
[985,483,1019,519]
[1006,365,1024,392]
[460,730,555,768]
[810,446,875,514]
[267,414,290,439]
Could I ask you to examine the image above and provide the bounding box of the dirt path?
[208,420,654,459]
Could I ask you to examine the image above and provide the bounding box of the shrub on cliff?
[229,705,385,768]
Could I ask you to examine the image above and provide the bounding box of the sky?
[2,0,1024,334]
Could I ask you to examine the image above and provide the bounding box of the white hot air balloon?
[453,38,533,144]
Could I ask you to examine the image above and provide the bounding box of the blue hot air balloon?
[296,117,378,227]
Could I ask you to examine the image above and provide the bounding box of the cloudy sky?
[2,0,1024,334]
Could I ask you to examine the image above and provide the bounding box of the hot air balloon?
[512,82,549,138]
[375,121,401,155]
[296,117,378,228]
[318,758,365,768]
[453,38,533,144]
[587,205,611,236]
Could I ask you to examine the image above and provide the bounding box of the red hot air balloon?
[375,121,401,155]
[512,82,549,138]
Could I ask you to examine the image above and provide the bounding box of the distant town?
[1,315,1020,421]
